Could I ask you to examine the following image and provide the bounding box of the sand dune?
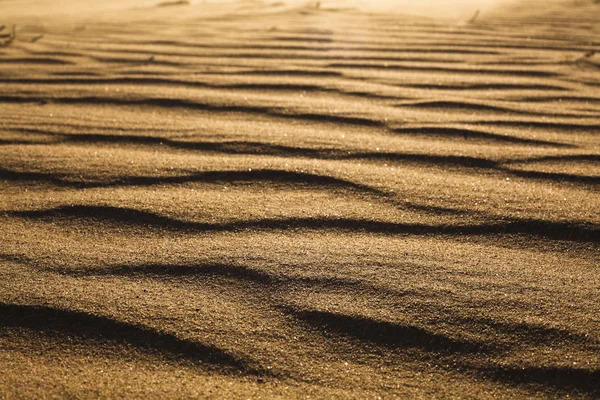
[1,0,599,398]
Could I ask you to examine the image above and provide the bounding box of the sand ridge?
[1,0,599,398]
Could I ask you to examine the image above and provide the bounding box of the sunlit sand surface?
[1,0,599,398]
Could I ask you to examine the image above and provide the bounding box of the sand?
[0,0,599,398]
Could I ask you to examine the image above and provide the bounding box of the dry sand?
[0,0,599,398]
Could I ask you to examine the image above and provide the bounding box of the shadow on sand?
[0,302,265,375]
[11,205,600,243]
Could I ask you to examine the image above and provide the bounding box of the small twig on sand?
[468,9,480,24]
[583,50,596,59]
[156,0,190,7]
[0,25,16,47]
[0,25,5,33]
[577,51,597,68]
[31,34,44,43]
[574,51,596,62]
[560,50,596,65]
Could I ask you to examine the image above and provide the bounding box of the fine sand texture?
[1,0,599,398]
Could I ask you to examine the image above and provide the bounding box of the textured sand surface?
[1,0,599,398]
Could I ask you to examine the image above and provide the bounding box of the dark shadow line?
[21,49,467,64]
[285,306,600,393]
[272,36,335,43]
[11,124,198,135]
[505,154,600,164]
[285,308,491,354]
[0,168,77,187]
[91,55,183,66]
[347,152,500,169]
[400,100,582,118]
[4,129,503,169]
[458,317,598,348]
[0,303,265,375]
[233,68,343,77]
[1,140,596,187]
[33,79,348,94]
[117,169,388,196]
[0,139,49,146]
[13,126,597,186]
[0,165,462,217]
[0,95,384,128]
[1,126,502,171]
[10,127,589,185]
[68,263,277,284]
[0,167,385,194]
[401,83,570,91]
[327,63,560,77]
[477,366,600,396]
[514,96,600,104]
[9,249,598,350]
[123,39,503,55]
[7,252,598,383]
[0,252,37,265]
[0,57,74,65]
[504,169,600,185]
[392,127,573,147]
[10,205,600,242]
[51,261,418,301]
[5,77,382,98]
[475,120,600,132]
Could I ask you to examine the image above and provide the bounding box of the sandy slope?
[1,0,599,398]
